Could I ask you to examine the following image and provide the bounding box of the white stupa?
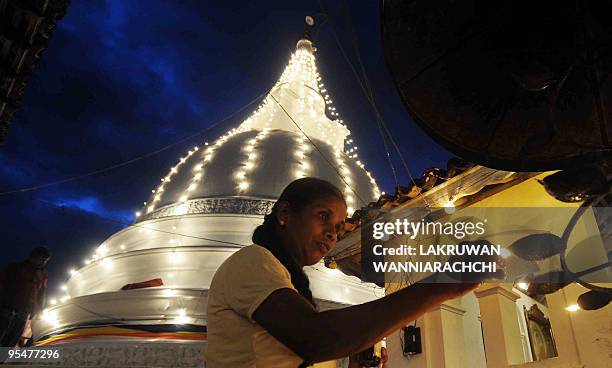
[33,30,383,366]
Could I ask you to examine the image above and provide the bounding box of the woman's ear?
[275,201,290,226]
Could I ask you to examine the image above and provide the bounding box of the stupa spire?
[237,19,349,148]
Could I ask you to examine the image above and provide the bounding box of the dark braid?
[252,177,345,307]
[253,211,315,306]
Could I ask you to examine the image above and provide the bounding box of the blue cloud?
[50,195,133,224]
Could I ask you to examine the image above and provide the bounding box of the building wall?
[385,172,611,367]
[471,172,610,367]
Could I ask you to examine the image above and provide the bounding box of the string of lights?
[270,94,368,210]
[235,99,276,192]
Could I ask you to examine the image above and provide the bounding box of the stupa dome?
[139,130,378,222]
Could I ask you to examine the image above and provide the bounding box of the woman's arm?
[252,281,478,363]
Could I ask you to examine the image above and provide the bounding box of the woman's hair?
[252,177,345,306]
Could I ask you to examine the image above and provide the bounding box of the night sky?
[0,1,453,296]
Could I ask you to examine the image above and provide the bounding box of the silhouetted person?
[0,246,51,347]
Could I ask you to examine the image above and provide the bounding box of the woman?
[206,177,479,367]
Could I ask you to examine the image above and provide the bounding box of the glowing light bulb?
[101,258,113,269]
[565,304,580,312]
[444,201,456,214]
[163,289,177,297]
[174,308,189,324]
[169,251,180,264]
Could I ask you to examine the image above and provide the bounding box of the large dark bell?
[382,0,612,171]
[539,167,609,202]
[577,290,612,310]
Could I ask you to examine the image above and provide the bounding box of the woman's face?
[279,196,347,266]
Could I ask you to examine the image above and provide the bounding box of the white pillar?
[385,299,466,368]
[474,284,524,368]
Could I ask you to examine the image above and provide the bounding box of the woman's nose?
[325,227,338,242]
